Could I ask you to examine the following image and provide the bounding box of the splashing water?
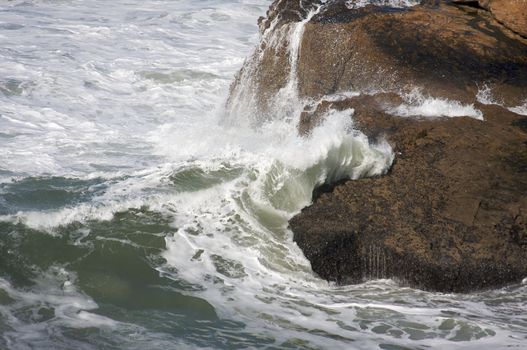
[390,88,484,120]
[477,85,527,116]
[0,1,526,349]
[345,0,420,9]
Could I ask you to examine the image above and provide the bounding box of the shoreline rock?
[455,0,527,38]
[298,0,527,106]
[232,0,527,292]
[291,95,527,292]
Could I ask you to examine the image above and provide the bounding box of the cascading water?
[0,1,526,349]
[225,1,324,124]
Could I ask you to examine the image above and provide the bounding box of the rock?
[291,96,527,292]
[226,0,323,122]
[457,0,527,38]
[298,1,527,105]
[485,0,527,38]
[230,0,527,120]
[257,0,321,34]
[231,0,527,291]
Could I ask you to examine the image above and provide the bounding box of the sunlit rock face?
[457,0,527,38]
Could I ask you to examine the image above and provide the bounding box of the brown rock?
[298,1,527,105]
[231,0,527,118]
[231,0,527,291]
[480,0,527,38]
[291,97,527,292]
[292,2,527,291]
[227,0,322,120]
[258,0,322,34]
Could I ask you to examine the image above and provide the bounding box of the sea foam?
[390,89,484,120]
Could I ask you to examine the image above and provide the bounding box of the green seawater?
[0,173,280,349]
[1,171,526,350]
[1,0,526,347]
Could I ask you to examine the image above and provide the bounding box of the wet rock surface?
[298,0,527,105]
[235,0,527,291]
[292,95,527,292]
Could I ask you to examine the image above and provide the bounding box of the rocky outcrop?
[486,0,527,38]
[291,94,527,292]
[257,0,321,33]
[229,0,527,116]
[456,0,527,38]
[232,0,527,292]
[299,1,527,105]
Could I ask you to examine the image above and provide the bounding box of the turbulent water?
[0,1,526,349]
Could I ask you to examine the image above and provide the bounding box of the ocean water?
[0,1,526,349]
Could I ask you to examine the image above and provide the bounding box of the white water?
[510,102,527,116]
[1,1,526,349]
[390,89,484,120]
[477,85,527,116]
[345,0,420,9]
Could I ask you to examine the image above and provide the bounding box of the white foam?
[346,0,420,9]
[390,89,484,120]
[476,84,501,105]
[476,85,527,116]
[1,0,525,348]
[0,269,120,349]
[0,0,267,179]
[509,100,527,116]
[225,4,325,126]
[322,91,362,102]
